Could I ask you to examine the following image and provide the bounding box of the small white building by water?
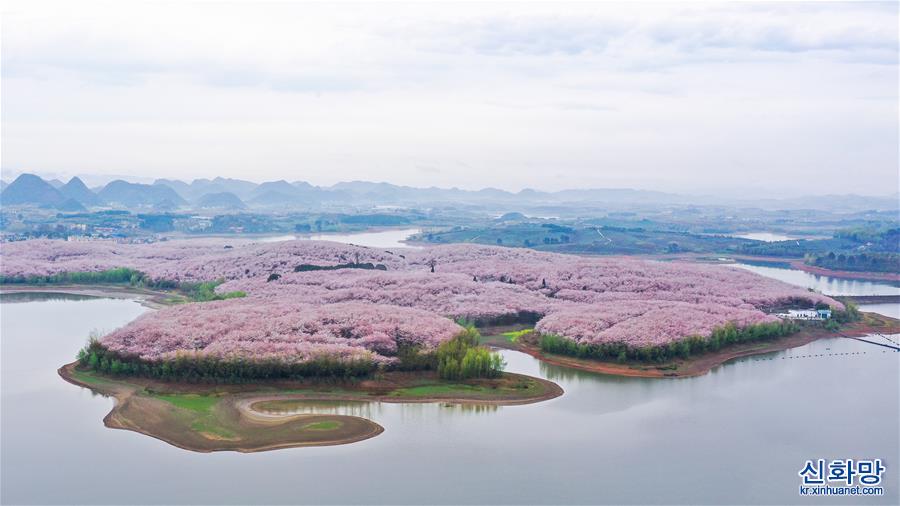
[774,309,832,321]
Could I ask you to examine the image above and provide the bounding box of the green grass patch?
[70,368,116,386]
[155,394,219,413]
[303,420,342,431]
[389,383,487,397]
[501,328,533,343]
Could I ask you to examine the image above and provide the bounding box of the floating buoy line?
[746,331,900,363]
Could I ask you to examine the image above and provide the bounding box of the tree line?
[0,267,245,302]
[77,338,379,382]
[539,319,809,364]
[806,252,900,273]
[0,267,144,285]
[76,325,506,383]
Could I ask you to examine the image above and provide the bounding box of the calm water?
[257,228,422,249]
[733,262,900,297]
[1,293,897,505]
[858,303,900,320]
[734,232,799,242]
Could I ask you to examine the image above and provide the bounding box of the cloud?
[0,0,896,196]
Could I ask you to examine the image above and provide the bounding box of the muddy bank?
[59,363,562,452]
[59,363,383,452]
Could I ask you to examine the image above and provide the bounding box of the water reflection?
[859,303,900,320]
[0,291,103,303]
[256,228,422,249]
[254,400,375,417]
[734,232,799,242]
[733,262,900,296]
[255,398,502,423]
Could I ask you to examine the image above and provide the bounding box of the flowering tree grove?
[1,238,847,371]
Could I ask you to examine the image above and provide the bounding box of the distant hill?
[0,173,66,207]
[57,198,88,212]
[8,172,898,213]
[155,177,259,201]
[248,180,325,207]
[249,190,307,207]
[327,180,521,204]
[153,179,193,200]
[197,192,246,209]
[206,177,259,199]
[496,212,528,222]
[60,177,102,207]
[250,180,299,198]
[98,180,188,208]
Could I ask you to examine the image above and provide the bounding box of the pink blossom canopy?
[101,300,461,364]
[1,239,843,355]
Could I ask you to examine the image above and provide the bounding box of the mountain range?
[1,172,897,213]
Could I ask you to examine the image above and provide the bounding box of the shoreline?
[720,255,900,283]
[13,284,897,381]
[0,284,177,309]
[486,313,900,379]
[646,253,900,283]
[58,363,562,453]
[164,227,426,249]
[58,362,385,453]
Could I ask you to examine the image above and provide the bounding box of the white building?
[774,309,832,321]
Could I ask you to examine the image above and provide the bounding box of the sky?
[1,1,898,197]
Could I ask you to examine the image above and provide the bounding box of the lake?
[257,228,422,249]
[1,292,897,504]
[732,262,900,297]
[734,232,799,242]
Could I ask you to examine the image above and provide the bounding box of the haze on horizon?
[1,1,897,198]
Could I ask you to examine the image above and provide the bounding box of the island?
[0,237,886,450]
[59,362,560,453]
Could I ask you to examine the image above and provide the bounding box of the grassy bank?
[0,268,246,303]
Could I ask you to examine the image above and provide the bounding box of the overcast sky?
[2,1,897,197]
